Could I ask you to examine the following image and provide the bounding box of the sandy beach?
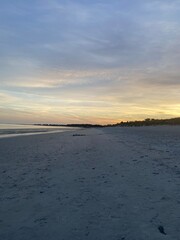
[0,126,180,240]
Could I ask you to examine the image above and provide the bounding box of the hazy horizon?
[1,0,180,124]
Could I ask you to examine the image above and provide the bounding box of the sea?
[0,124,75,138]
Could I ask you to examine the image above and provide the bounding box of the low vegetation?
[35,117,180,128]
[112,117,180,127]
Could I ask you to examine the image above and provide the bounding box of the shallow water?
[0,124,75,138]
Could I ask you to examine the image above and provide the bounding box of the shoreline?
[0,124,179,140]
[0,129,78,139]
[0,124,79,139]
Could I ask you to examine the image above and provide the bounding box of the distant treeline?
[35,117,180,128]
[66,124,104,128]
[35,123,104,128]
[111,117,180,127]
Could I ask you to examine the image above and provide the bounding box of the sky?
[0,0,180,124]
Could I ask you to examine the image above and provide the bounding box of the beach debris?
[158,225,166,235]
[73,134,86,137]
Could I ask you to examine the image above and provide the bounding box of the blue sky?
[0,0,180,123]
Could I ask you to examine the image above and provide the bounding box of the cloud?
[0,0,180,123]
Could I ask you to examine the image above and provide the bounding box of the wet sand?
[0,126,180,240]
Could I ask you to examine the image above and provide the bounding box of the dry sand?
[0,126,180,240]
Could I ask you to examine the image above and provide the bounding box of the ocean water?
[0,124,75,138]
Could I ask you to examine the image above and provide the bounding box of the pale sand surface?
[0,126,180,240]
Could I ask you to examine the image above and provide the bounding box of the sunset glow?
[1,0,180,124]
